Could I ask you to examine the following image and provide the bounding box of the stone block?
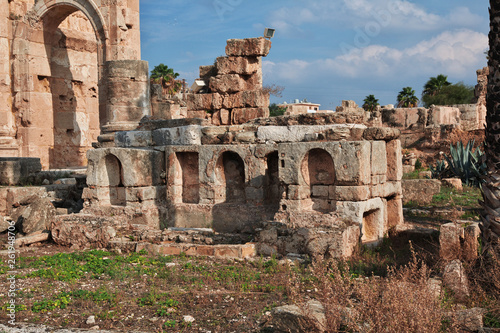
[402,179,441,205]
[0,158,42,186]
[311,185,329,197]
[443,259,470,300]
[214,245,240,258]
[199,65,216,79]
[186,93,213,111]
[334,141,372,186]
[159,245,182,255]
[87,148,164,187]
[115,130,152,147]
[287,185,310,200]
[386,195,404,228]
[371,182,402,198]
[440,223,464,261]
[222,90,269,109]
[225,37,271,57]
[216,56,260,75]
[334,186,371,201]
[371,141,387,176]
[152,125,202,146]
[231,107,268,124]
[442,178,463,191]
[363,127,400,140]
[209,73,260,94]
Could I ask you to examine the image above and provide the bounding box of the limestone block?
[287,185,310,200]
[386,195,404,228]
[186,93,213,111]
[199,65,216,79]
[216,56,260,75]
[152,126,202,146]
[115,130,152,147]
[311,185,329,197]
[334,186,371,201]
[11,195,56,235]
[220,109,230,125]
[371,181,402,198]
[402,179,441,204]
[442,178,463,191]
[440,223,464,261]
[334,141,371,186]
[443,259,470,300]
[87,148,164,187]
[231,107,268,124]
[222,90,269,109]
[336,197,386,244]
[363,127,400,140]
[126,186,165,202]
[371,141,387,176]
[209,73,259,94]
[257,125,366,143]
[225,37,272,57]
[0,158,42,186]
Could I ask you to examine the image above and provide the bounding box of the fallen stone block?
[11,195,56,235]
[15,230,50,247]
[270,299,326,333]
[442,178,463,191]
[443,259,470,301]
[402,179,441,205]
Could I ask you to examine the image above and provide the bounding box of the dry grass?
[286,252,459,333]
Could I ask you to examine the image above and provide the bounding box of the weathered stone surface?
[209,74,260,94]
[363,127,400,140]
[463,223,480,261]
[87,148,165,187]
[371,141,387,176]
[152,126,201,146]
[51,215,119,249]
[402,179,441,204]
[270,299,325,333]
[216,56,260,75]
[334,186,371,201]
[443,259,470,300]
[257,125,366,143]
[442,178,463,191]
[0,215,10,233]
[231,107,268,124]
[440,223,464,261]
[222,90,269,109]
[15,230,50,247]
[225,37,271,57]
[453,307,485,332]
[386,140,403,181]
[11,196,56,235]
[115,130,152,147]
[0,157,42,186]
[370,181,402,198]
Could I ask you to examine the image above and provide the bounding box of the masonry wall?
[0,0,142,169]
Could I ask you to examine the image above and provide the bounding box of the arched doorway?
[13,2,107,169]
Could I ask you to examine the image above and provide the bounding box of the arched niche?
[216,151,246,203]
[98,154,125,206]
[301,148,335,212]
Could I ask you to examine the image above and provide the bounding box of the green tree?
[397,87,419,108]
[481,0,500,251]
[150,64,181,96]
[422,74,451,97]
[269,103,287,117]
[421,83,474,107]
[362,95,379,112]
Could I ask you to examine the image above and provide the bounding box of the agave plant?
[429,160,449,179]
[444,140,486,187]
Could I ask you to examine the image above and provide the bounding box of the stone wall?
[0,0,144,169]
[85,119,404,247]
[153,37,271,126]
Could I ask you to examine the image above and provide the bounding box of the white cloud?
[266,0,484,37]
[264,29,487,81]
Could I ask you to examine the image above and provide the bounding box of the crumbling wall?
[85,117,403,249]
[0,0,144,169]
[154,37,271,126]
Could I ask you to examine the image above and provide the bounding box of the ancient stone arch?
[1,0,147,169]
[216,151,246,203]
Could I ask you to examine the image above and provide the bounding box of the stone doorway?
[301,148,335,212]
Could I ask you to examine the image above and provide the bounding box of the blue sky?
[140,0,489,110]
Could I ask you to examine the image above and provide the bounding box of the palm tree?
[397,87,419,108]
[150,64,181,96]
[480,0,500,252]
[422,74,451,97]
[362,95,379,112]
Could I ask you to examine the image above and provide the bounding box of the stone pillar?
[101,60,150,133]
[0,1,19,157]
